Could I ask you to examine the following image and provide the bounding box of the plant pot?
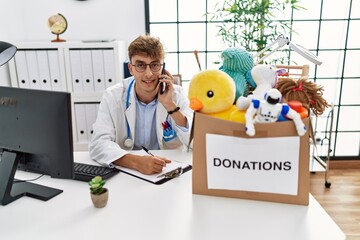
[90,188,108,208]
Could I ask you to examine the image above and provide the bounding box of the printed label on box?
[206,134,300,195]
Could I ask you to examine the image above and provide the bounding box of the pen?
[142,146,154,156]
[142,146,169,171]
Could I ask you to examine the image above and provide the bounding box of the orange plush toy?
[287,100,309,119]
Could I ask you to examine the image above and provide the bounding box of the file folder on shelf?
[14,50,30,89]
[25,51,41,90]
[103,49,116,89]
[47,50,65,92]
[36,50,52,91]
[74,104,88,143]
[84,103,98,142]
[80,50,95,92]
[69,50,84,92]
[91,50,106,92]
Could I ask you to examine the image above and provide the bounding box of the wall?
[0,0,145,86]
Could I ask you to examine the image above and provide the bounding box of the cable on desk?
[13,174,44,184]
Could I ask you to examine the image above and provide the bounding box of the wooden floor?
[310,169,360,240]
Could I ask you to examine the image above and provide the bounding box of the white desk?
[1,150,345,240]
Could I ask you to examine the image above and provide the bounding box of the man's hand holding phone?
[158,63,176,108]
[157,63,188,129]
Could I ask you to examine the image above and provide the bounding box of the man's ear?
[128,62,134,76]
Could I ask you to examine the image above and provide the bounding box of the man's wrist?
[163,102,177,112]
[168,106,180,115]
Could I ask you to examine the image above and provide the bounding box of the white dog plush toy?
[236,64,286,110]
[245,88,307,136]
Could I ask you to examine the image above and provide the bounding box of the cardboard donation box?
[191,112,310,205]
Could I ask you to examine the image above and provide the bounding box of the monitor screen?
[0,86,74,205]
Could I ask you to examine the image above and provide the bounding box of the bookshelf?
[8,40,126,151]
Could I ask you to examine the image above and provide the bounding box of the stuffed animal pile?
[188,47,329,137]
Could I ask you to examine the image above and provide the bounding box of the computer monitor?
[0,86,74,205]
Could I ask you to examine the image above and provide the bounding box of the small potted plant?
[89,176,108,208]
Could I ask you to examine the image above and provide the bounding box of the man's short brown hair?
[128,35,165,61]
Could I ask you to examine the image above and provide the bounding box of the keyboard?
[74,162,119,182]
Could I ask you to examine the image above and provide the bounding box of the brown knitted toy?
[276,77,330,117]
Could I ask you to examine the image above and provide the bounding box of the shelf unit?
[8,40,126,151]
[309,105,334,188]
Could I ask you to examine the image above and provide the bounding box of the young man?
[89,35,193,175]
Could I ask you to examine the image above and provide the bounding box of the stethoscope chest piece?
[124,138,133,148]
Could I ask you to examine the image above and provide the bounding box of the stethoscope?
[123,79,135,148]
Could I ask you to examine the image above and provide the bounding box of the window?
[145,0,360,159]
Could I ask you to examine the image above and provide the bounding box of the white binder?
[103,49,116,89]
[84,103,98,142]
[47,50,64,91]
[80,50,95,92]
[91,50,106,92]
[25,51,41,90]
[69,50,84,92]
[14,50,30,89]
[36,50,52,91]
[74,104,88,143]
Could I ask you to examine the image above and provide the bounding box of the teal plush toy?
[219,47,255,102]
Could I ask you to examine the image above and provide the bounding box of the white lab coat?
[89,77,193,166]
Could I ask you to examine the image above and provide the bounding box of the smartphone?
[159,82,166,95]
[159,63,166,94]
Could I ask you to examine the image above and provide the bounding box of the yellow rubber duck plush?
[188,69,244,121]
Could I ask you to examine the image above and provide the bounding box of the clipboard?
[115,150,192,185]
